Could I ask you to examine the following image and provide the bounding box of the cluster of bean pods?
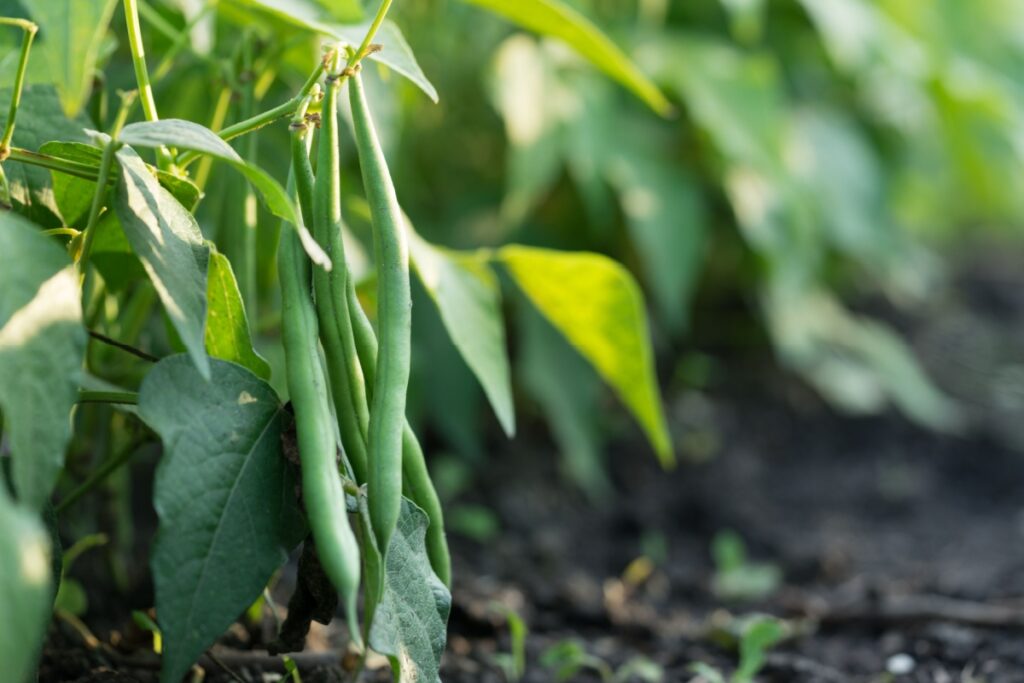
[276,46,450,646]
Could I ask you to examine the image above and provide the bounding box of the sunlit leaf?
[114,146,211,379]
[0,212,85,511]
[205,250,271,379]
[463,0,671,115]
[0,486,53,683]
[224,0,437,100]
[119,119,330,269]
[333,20,438,103]
[499,246,673,466]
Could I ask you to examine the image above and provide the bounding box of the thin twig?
[88,330,160,363]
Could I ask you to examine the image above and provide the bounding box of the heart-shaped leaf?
[139,355,307,683]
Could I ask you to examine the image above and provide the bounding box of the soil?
[37,250,1024,683]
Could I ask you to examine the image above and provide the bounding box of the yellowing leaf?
[499,246,673,466]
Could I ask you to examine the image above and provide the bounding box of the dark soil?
[38,250,1024,683]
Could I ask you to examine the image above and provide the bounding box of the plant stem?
[0,18,37,158]
[42,227,81,238]
[78,140,120,280]
[177,62,327,169]
[56,440,143,514]
[239,34,259,322]
[123,0,159,122]
[88,330,159,363]
[4,147,100,180]
[349,0,393,67]
[77,391,139,405]
[110,90,140,137]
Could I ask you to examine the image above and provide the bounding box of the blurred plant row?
[5,0,1023,492]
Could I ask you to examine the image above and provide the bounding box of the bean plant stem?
[123,0,159,122]
[176,64,326,169]
[4,147,99,180]
[56,439,143,514]
[77,391,139,405]
[0,18,37,158]
[239,35,259,321]
[349,0,393,67]
[176,0,392,170]
[78,140,120,280]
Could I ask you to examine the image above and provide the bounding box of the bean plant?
[0,1,674,681]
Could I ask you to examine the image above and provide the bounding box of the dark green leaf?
[0,487,53,683]
[0,212,85,511]
[114,146,211,379]
[205,251,271,379]
[138,356,307,683]
[369,498,451,683]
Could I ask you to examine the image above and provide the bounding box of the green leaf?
[138,356,307,683]
[223,1,437,101]
[89,210,147,292]
[332,20,438,103]
[118,119,330,269]
[735,617,785,683]
[462,0,671,115]
[607,155,707,334]
[410,233,514,436]
[518,305,609,497]
[40,140,202,225]
[0,85,91,225]
[369,498,451,683]
[205,250,271,379]
[645,36,787,172]
[114,146,211,379]
[767,285,961,431]
[0,487,53,683]
[26,0,119,116]
[0,212,85,511]
[499,246,673,467]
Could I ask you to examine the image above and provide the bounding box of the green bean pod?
[278,107,361,642]
[347,274,451,586]
[309,58,374,485]
[350,72,411,555]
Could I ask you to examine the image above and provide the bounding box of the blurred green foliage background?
[4,0,1024,491]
